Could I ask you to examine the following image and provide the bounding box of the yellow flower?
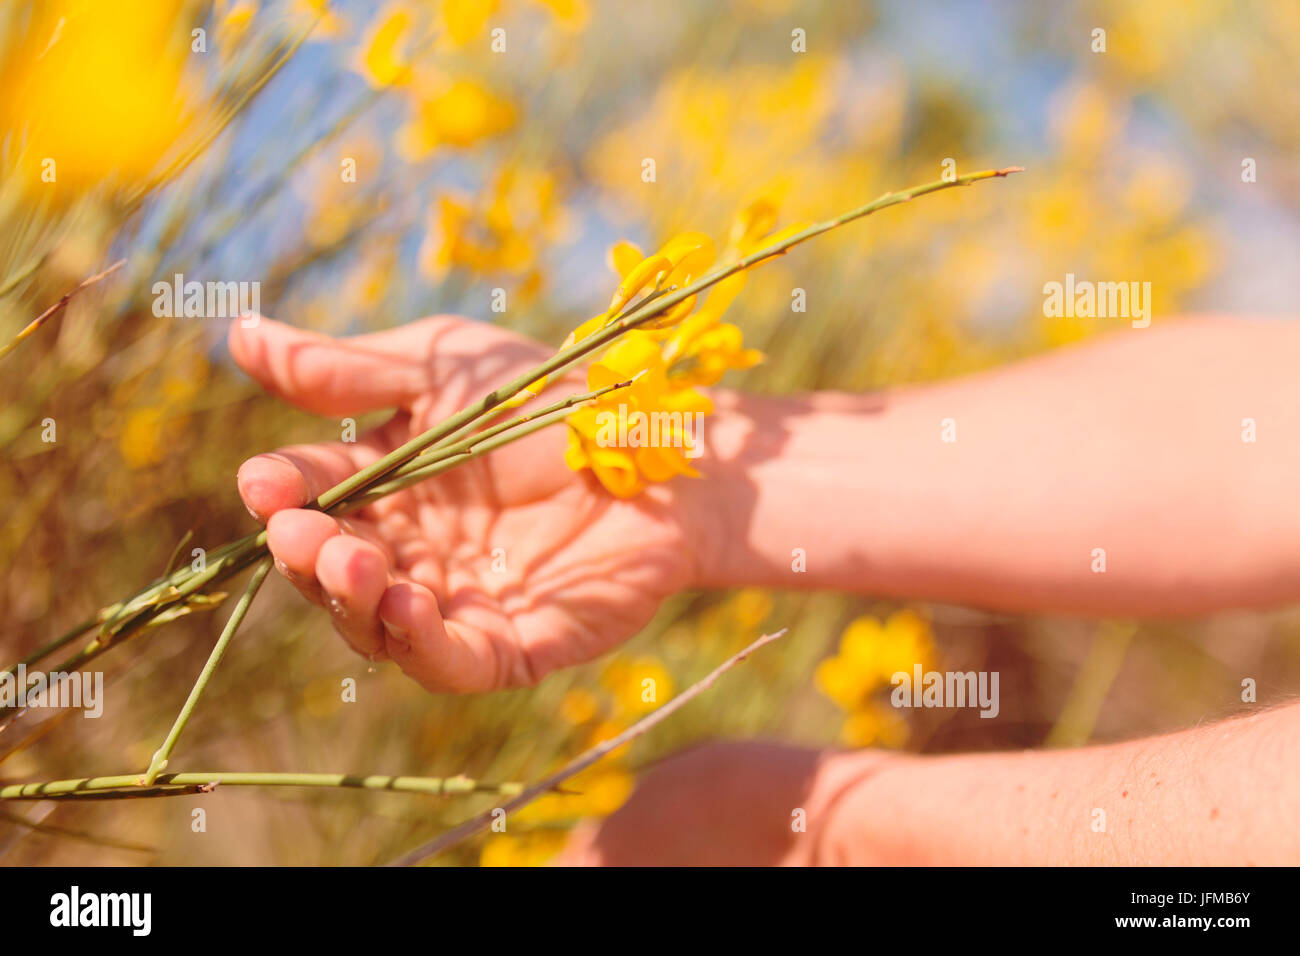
[0,0,196,193]
[558,687,601,725]
[419,195,477,280]
[661,275,762,387]
[399,77,517,156]
[872,609,936,676]
[561,213,787,496]
[841,701,911,749]
[119,407,167,470]
[728,198,780,255]
[604,231,716,327]
[442,0,499,47]
[355,4,416,88]
[479,830,567,867]
[565,331,712,497]
[515,765,635,824]
[601,655,675,716]
[730,588,774,630]
[815,609,936,713]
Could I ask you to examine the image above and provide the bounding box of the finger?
[316,534,391,658]
[265,509,341,603]
[378,581,530,692]
[228,315,455,416]
[237,443,378,522]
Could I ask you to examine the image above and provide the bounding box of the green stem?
[141,559,272,785]
[373,377,633,486]
[0,771,525,801]
[341,406,584,511]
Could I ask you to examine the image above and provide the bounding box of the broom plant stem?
[141,559,272,785]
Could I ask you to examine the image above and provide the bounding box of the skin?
[561,704,1300,865]
[230,314,704,692]
[230,312,1300,864]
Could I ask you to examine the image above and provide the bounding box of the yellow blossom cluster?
[355,5,517,154]
[560,203,800,497]
[418,161,571,289]
[815,610,937,748]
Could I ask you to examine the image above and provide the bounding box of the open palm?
[229,315,705,692]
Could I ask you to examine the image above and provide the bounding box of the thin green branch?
[141,559,272,785]
[340,405,587,511]
[0,258,125,361]
[359,377,634,490]
[0,771,525,801]
[387,629,789,866]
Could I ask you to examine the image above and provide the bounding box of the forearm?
[820,702,1300,865]
[688,316,1300,615]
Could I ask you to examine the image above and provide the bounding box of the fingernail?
[383,622,410,652]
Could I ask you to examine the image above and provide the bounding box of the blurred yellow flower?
[344,242,399,310]
[399,76,517,156]
[479,829,567,867]
[298,139,383,249]
[419,161,566,295]
[601,655,675,716]
[355,4,416,88]
[558,687,601,725]
[516,765,635,824]
[841,700,910,749]
[119,408,167,470]
[0,1,196,193]
[730,588,774,630]
[442,0,500,47]
[816,609,936,714]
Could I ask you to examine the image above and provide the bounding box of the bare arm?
[687,316,1300,615]
[562,703,1300,865]
[823,701,1300,865]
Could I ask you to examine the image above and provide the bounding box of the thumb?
[227,314,451,416]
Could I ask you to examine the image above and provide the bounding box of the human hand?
[229,314,716,692]
[556,741,894,865]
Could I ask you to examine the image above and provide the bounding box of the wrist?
[669,388,764,589]
[802,749,917,864]
[672,387,890,593]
